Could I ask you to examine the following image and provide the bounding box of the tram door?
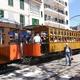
[33,26,49,54]
[41,31,49,53]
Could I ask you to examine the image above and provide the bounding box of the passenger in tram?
[41,32,46,43]
[19,31,31,44]
[14,32,18,42]
[24,31,31,44]
[64,43,72,66]
[41,32,48,53]
[33,33,42,44]
[54,38,57,42]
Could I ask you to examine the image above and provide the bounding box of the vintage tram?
[23,25,80,57]
[0,21,21,66]
[0,23,80,67]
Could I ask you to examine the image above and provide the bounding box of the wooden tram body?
[0,23,80,66]
[0,22,21,65]
[24,25,80,56]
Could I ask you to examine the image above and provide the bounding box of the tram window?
[2,34,5,44]
[54,30,57,35]
[74,33,75,36]
[66,32,67,35]
[54,31,56,35]
[50,31,53,36]
[67,32,69,36]
[8,31,15,42]
[73,33,74,36]
[61,31,63,35]
[72,32,73,36]
[54,36,57,42]
[0,29,3,45]
[50,36,53,41]
[58,30,60,35]
[75,33,76,36]
[0,33,2,44]
[63,31,65,35]
[64,32,66,35]
[71,32,73,36]
[70,32,71,36]
[76,33,77,36]
[66,31,67,35]
[78,33,79,37]
[79,34,80,36]
[56,30,58,35]
[77,33,79,37]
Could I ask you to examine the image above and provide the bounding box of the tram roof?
[0,21,20,29]
[25,25,79,32]
[25,25,60,29]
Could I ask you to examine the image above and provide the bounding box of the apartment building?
[0,0,69,29]
[44,0,69,29]
[0,0,44,26]
[29,0,44,25]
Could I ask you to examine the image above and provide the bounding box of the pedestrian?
[64,43,72,66]
[33,33,42,43]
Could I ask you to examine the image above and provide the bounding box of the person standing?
[64,43,72,66]
[32,33,42,56]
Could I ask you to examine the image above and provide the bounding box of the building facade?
[0,0,44,26]
[29,0,44,25]
[44,0,69,29]
[0,0,69,29]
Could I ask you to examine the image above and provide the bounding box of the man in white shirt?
[33,33,41,43]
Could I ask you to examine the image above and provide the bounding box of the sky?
[69,0,80,26]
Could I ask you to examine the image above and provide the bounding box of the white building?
[0,0,69,29]
[29,0,44,25]
[44,0,69,29]
[0,0,44,26]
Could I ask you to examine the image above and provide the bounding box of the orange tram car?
[0,21,21,69]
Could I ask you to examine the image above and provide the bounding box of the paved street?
[0,53,80,80]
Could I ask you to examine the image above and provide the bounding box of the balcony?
[44,5,66,17]
[44,20,66,29]
[45,17,65,25]
[32,0,42,4]
[55,0,66,7]
[56,0,64,5]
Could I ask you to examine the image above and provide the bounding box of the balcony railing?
[45,17,65,25]
[44,4,66,16]
[56,0,65,5]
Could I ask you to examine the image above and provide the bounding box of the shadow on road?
[70,76,80,80]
